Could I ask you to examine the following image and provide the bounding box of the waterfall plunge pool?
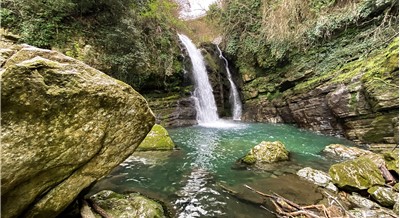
[90,122,354,217]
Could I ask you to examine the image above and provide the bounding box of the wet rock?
[1,43,155,217]
[297,167,338,192]
[329,157,385,191]
[241,141,289,164]
[137,124,175,151]
[323,144,372,159]
[222,174,324,206]
[367,186,398,207]
[89,190,165,218]
[148,95,198,128]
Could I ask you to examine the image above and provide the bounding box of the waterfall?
[216,45,242,120]
[178,34,219,124]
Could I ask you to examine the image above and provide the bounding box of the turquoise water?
[92,122,354,217]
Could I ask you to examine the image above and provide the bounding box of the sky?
[175,0,220,20]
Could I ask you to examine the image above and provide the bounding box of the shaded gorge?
[90,122,354,217]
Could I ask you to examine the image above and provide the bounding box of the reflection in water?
[175,169,225,217]
[91,123,355,218]
[175,129,225,217]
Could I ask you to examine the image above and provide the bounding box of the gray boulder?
[297,167,338,192]
[323,144,372,159]
[1,43,155,217]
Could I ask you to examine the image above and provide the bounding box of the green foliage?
[218,0,399,73]
[1,0,185,92]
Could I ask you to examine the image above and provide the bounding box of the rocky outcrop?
[88,190,166,217]
[241,141,289,164]
[1,40,155,217]
[240,23,399,145]
[146,94,197,127]
[200,43,243,118]
[329,157,385,191]
[137,124,175,151]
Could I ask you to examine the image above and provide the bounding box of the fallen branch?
[244,184,340,218]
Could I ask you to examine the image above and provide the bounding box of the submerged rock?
[323,144,372,159]
[241,141,289,164]
[329,157,385,191]
[297,167,338,192]
[89,190,165,218]
[137,124,175,151]
[1,43,155,217]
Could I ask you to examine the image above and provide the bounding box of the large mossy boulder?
[137,124,175,151]
[329,157,385,191]
[89,190,165,218]
[241,141,289,164]
[1,43,155,218]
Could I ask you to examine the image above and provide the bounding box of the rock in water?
[241,141,289,164]
[89,190,165,218]
[137,124,175,151]
[1,43,155,218]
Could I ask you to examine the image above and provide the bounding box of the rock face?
[1,42,155,218]
[137,124,175,151]
[329,157,385,191]
[146,94,198,128]
[241,27,399,145]
[89,190,165,218]
[241,141,289,164]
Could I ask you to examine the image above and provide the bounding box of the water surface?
[92,122,354,217]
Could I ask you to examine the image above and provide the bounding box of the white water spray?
[215,45,242,120]
[178,34,219,124]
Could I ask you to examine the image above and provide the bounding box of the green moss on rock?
[367,186,398,207]
[137,124,175,151]
[90,190,165,218]
[383,151,399,174]
[241,154,256,165]
[241,141,289,164]
[329,157,385,191]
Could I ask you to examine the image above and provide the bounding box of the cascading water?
[178,34,219,124]
[216,45,242,120]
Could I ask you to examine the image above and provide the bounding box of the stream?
[91,121,354,217]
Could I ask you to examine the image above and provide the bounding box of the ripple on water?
[90,122,354,217]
